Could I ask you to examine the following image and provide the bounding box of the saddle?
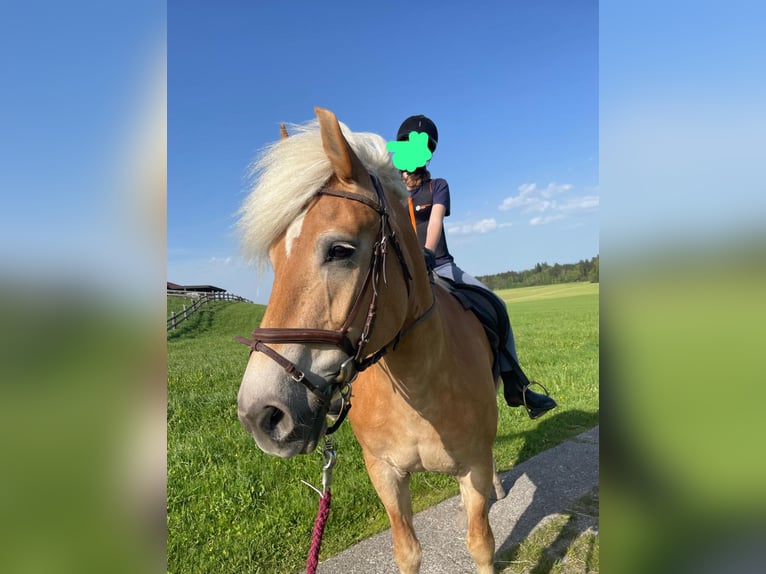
[432,274,511,379]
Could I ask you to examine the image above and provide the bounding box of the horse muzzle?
[237,392,329,458]
[237,352,356,458]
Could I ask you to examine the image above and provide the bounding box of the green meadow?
[167,282,599,573]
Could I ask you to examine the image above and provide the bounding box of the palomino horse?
[236,108,503,573]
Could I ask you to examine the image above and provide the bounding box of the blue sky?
[0,1,164,296]
[168,0,599,303]
[600,1,766,261]
[2,2,761,305]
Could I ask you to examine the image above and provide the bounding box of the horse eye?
[327,244,355,261]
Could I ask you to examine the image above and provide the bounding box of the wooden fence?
[167,291,253,331]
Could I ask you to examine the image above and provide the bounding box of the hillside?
[167,299,267,341]
[477,255,599,289]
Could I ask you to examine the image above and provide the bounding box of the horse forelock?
[237,119,406,269]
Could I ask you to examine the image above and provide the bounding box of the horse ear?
[279,123,289,139]
[315,107,366,184]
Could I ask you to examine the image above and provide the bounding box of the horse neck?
[377,293,450,400]
[382,251,448,385]
[389,196,439,346]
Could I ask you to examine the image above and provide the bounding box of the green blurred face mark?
[386,131,432,171]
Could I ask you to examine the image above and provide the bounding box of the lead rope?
[305,437,336,574]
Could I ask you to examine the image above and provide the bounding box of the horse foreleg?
[492,458,506,500]
[363,452,421,574]
[458,465,496,574]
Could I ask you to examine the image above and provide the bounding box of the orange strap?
[408,181,434,233]
[407,195,417,233]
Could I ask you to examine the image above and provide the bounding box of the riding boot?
[501,363,557,420]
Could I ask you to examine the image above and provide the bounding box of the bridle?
[235,174,435,433]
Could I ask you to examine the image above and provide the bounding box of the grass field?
[167,282,599,573]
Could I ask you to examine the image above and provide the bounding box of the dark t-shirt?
[408,178,454,267]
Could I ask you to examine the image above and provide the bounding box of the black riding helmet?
[396,115,438,153]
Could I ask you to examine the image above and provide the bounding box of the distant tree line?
[476,255,599,290]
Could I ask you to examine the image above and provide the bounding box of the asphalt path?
[312,425,599,573]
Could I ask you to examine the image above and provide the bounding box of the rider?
[394,114,557,419]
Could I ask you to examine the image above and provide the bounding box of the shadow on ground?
[490,411,600,573]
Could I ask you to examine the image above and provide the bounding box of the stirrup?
[521,381,555,419]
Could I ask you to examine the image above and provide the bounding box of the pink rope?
[305,491,332,574]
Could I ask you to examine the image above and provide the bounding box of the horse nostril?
[239,399,297,453]
[269,407,285,429]
[264,405,284,432]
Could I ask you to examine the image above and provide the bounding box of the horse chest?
[351,409,465,474]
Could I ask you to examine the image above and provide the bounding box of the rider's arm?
[425,203,446,252]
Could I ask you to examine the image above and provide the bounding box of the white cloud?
[527,199,554,213]
[499,182,573,212]
[529,214,565,226]
[447,218,510,236]
[498,182,598,224]
[209,256,233,266]
[560,195,600,211]
[539,182,572,197]
[499,182,539,210]
[498,195,527,210]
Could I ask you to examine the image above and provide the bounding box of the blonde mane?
[237,119,406,267]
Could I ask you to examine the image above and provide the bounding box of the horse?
[236,107,504,573]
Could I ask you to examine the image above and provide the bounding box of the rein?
[235,174,434,433]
